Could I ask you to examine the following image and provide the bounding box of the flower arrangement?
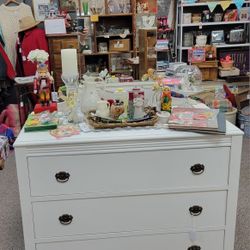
[220,55,233,69]
[27,49,49,64]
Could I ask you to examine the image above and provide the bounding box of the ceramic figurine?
[161,87,172,112]
[110,100,125,120]
[133,96,145,119]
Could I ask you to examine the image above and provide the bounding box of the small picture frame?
[59,0,80,12]
[33,0,55,21]
[33,0,60,21]
[211,30,224,44]
[188,48,206,63]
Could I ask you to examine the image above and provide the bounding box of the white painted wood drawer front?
[28,147,230,197]
[36,230,224,250]
[33,191,226,239]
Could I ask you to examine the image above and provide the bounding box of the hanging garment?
[18,28,49,76]
[0,44,16,80]
[0,53,7,80]
[0,24,5,47]
[0,3,33,67]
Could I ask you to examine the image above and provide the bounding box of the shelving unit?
[179,20,250,27]
[176,0,250,63]
[79,5,136,75]
[139,28,157,78]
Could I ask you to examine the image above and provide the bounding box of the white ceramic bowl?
[157,111,170,124]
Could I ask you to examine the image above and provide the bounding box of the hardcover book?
[168,107,226,134]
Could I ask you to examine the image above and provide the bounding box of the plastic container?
[238,106,250,137]
[224,107,237,125]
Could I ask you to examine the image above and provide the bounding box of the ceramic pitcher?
[80,81,100,114]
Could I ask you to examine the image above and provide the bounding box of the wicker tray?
[87,115,158,129]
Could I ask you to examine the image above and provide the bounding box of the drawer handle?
[188,246,201,250]
[189,205,203,216]
[59,214,73,225]
[68,45,74,48]
[55,171,70,183]
[190,164,205,175]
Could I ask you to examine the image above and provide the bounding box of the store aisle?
[235,137,250,250]
[0,138,249,250]
[0,151,24,250]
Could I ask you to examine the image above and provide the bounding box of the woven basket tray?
[87,115,158,129]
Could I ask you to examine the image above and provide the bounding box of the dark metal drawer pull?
[188,246,201,250]
[55,171,70,183]
[190,164,205,175]
[189,205,203,216]
[59,214,73,225]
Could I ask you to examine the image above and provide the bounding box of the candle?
[61,49,78,76]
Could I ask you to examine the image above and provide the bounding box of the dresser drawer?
[33,191,226,238]
[50,38,78,53]
[28,147,230,197]
[36,230,224,250]
[53,54,62,69]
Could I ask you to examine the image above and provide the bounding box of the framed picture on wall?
[59,0,80,12]
[33,0,59,21]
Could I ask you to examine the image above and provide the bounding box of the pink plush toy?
[0,104,21,137]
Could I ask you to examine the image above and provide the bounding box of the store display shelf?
[111,69,132,74]
[180,20,250,27]
[215,43,250,48]
[99,13,133,17]
[179,43,250,50]
[156,49,169,52]
[83,51,134,56]
[180,0,250,7]
[96,33,133,38]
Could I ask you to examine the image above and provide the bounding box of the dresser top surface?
[14,122,242,148]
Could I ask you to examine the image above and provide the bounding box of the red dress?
[19,28,49,76]
[0,43,16,79]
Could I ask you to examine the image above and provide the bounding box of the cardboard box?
[109,39,130,52]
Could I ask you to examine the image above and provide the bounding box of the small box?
[183,13,192,24]
[109,39,130,52]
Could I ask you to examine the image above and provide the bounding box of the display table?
[14,123,243,250]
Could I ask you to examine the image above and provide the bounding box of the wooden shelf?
[156,49,169,52]
[111,69,132,73]
[99,13,133,17]
[83,51,134,56]
[96,33,133,38]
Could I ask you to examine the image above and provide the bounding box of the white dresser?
[14,122,243,250]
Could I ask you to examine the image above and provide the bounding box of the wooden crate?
[192,60,218,81]
[109,39,130,52]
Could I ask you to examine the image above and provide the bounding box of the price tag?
[90,15,99,22]
[51,92,58,102]
[247,94,250,100]
[22,55,26,61]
